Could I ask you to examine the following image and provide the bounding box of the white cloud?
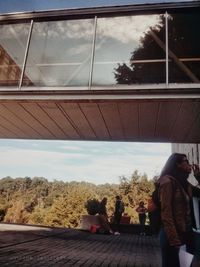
[0,148,85,164]
[97,15,162,44]
[60,145,82,151]
[0,15,162,44]
[0,141,171,184]
[68,43,91,56]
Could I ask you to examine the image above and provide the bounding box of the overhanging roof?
[0,0,199,23]
[0,0,198,15]
[0,89,199,143]
[0,3,199,144]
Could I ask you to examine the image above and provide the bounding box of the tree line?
[0,171,155,228]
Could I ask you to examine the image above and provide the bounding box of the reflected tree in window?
[93,15,164,85]
[168,12,200,83]
[114,13,200,84]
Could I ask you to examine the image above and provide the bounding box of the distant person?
[136,201,147,235]
[113,195,124,235]
[158,153,200,267]
[147,182,160,235]
[147,197,155,235]
[98,197,113,234]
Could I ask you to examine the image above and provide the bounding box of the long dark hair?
[160,153,186,177]
[160,153,189,190]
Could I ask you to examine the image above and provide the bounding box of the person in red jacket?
[136,201,147,235]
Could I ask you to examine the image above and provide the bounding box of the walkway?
[0,223,161,267]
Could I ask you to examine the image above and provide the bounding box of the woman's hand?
[192,164,200,182]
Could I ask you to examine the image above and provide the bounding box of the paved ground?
[0,223,161,267]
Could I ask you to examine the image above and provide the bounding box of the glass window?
[0,23,31,86]
[92,14,166,86]
[23,19,94,87]
[168,12,200,83]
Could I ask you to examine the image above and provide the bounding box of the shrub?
[0,209,5,221]
[85,199,99,215]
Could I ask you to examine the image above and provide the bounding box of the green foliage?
[0,171,155,227]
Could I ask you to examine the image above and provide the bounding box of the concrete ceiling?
[0,91,199,143]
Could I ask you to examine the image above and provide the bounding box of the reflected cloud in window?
[23,19,94,87]
[92,14,165,85]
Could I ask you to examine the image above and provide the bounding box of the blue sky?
[0,140,171,184]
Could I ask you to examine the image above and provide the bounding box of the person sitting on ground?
[136,201,147,235]
[98,197,113,234]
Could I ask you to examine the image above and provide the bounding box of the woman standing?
[136,201,147,235]
[158,153,200,267]
[113,195,124,235]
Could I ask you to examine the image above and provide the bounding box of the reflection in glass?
[92,14,165,85]
[168,12,200,83]
[0,23,31,86]
[23,19,94,87]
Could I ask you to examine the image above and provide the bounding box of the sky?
[0,140,171,185]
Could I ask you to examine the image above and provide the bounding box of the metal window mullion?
[19,20,34,90]
[165,11,169,86]
[88,16,97,90]
[196,144,199,166]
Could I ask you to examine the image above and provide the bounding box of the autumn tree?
[0,172,155,227]
[119,170,154,223]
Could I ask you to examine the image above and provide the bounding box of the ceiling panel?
[0,113,25,138]
[0,124,18,138]
[98,102,124,140]
[79,103,110,140]
[186,110,200,142]
[0,104,33,138]
[170,101,200,142]
[3,102,42,139]
[14,102,57,139]
[138,101,159,141]
[39,102,79,139]
[59,103,96,140]
[20,103,60,139]
[155,101,182,141]
[118,102,139,140]
[0,97,199,143]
